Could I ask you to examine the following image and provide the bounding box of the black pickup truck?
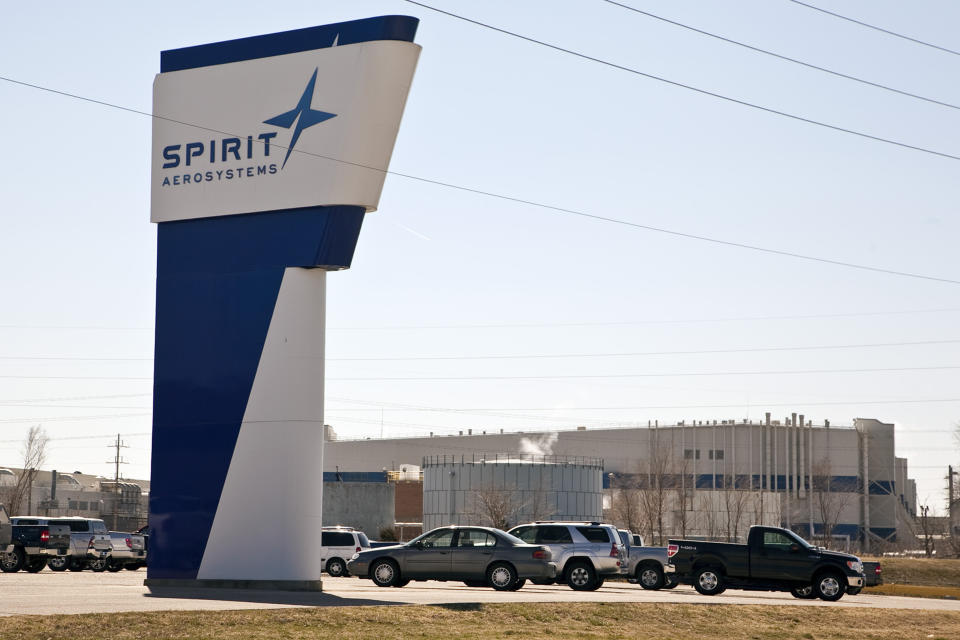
[665,525,865,601]
[1,516,72,573]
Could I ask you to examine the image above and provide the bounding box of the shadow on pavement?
[144,588,400,608]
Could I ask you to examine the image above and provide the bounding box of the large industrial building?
[326,414,919,551]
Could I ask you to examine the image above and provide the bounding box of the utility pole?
[106,434,128,530]
[949,466,958,540]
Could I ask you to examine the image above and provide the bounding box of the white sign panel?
[151,40,420,222]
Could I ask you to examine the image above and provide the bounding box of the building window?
[709,449,724,460]
[684,449,700,460]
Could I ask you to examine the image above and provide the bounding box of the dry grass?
[863,557,960,588]
[1,603,959,640]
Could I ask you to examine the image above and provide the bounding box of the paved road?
[1,570,959,616]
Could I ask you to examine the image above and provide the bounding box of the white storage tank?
[422,453,604,531]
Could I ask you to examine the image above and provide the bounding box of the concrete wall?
[323,481,394,537]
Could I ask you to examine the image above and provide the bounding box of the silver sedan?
[346,526,557,591]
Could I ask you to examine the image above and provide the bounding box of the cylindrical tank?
[421,453,604,531]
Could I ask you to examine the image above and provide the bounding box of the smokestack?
[51,470,57,501]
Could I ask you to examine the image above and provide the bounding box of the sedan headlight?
[847,560,863,573]
[351,553,360,560]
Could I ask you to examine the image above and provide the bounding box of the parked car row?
[0,515,147,573]
[342,520,683,592]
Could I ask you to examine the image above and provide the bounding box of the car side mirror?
[413,541,423,550]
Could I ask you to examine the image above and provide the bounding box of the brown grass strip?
[1,603,959,640]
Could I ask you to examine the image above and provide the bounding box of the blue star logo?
[264,68,337,169]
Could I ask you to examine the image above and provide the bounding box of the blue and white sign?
[151,31,420,222]
[147,16,419,590]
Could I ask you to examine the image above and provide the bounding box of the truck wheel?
[790,585,816,599]
[566,561,600,591]
[68,559,85,571]
[107,561,124,573]
[0,547,25,572]
[370,559,400,587]
[325,558,347,577]
[487,562,518,591]
[47,556,69,571]
[693,567,724,596]
[662,575,679,589]
[89,557,109,572]
[638,563,665,590]
[813,571,845,601]
[26,557,47,573]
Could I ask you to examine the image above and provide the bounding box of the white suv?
[508,521,627,590]
[321,526,371,577]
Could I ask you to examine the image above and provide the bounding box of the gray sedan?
[346,526,557,591]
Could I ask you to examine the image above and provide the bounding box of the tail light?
[40,529,50,543]
[610,543,620,558]
[125,537,133,549]
[532,548,550,560]
[356,546,362,553]
[875,565,882,575]
[667,544,679,558]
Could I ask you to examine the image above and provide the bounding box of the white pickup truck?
[106,531,147,571]
[43,517,112,571]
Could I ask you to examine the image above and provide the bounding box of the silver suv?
[321,526,371,577]
[507,521,627,590]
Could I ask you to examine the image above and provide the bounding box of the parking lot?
[2,570,960,617]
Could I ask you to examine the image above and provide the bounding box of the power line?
[600,0,960,111]
[330,364,960,382]
[3,337,956,363]
[326,338,960,362]
[4,307,960,333]
[400,1,960,166]
[786,0,960,57]
[328,307,960,330]
[328,395,960,413]
[2,76,959,286]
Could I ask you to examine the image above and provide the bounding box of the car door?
[451,529,497,579]
[753,530,811,580]
[405,528,455,579]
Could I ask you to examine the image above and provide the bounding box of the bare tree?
[811,459,854,548]
[637,433,674,545]
[610,475,643,534]
[720,474,750,542]
[0,426,48,515]
[698,492,720,540]
[672,457,692,539]
[473,488,524,530]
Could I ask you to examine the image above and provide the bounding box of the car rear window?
[51,520,91,532]
[322,531,355,547]
[357,532,370,548]
[538,526,573,544]
[510,526,537,544]
[576,527,611,543]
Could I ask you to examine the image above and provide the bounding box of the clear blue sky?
[1,0,958,511]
